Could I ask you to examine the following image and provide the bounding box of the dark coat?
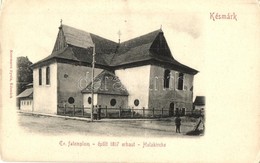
[175,117,181,126]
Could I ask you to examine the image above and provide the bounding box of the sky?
[1,0,217,97]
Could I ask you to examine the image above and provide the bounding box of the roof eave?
[81,90,128,96]
[152,58,199,75]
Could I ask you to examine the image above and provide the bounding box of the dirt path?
[18,113,201,137]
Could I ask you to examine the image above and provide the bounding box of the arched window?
[39,68,42,85]
[46,66,50,85]
[88,97,92,104]
[164,69,170,88]
[178,73,184,90]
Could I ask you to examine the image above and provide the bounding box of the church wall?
[148,65,194,116]
[57,63,103,108]
[83,93,98,108]
[83,94,128,108]
[97,94,128,109]
[33,63,58,114]
[115,65,151,111]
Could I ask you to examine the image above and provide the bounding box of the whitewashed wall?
[83,93,98,108]
[115,65,151,109]
[83,93,128,109]
[33,62,57,114]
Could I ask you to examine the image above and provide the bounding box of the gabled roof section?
[118,30,161,54]
[62,25,94,49]
[81,70,129,96]
[52,24,118,55]
[89,33,118,55]
[32,24,118,68]
[52,24,93,52]
[17,88,33,98]
[110,29,198,74]
[110,29,161,66]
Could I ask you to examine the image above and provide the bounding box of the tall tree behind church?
[16,56,33,95]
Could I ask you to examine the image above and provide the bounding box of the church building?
[31,23,198,116]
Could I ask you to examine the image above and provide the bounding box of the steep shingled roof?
[32,25,117,68]
[111,29,198,74]
[31,25,198,74]
[110,30,162,66]
[81,70,129,96]
[31,47,80,67]
[61,25,118,55]
[62,25,94,49]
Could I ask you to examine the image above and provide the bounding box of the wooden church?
[31,23,198,116]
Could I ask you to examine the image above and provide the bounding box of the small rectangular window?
[164,69,170,89]
[182,108,186,115]
[178,73,184,90]
[46,66,50,85]
[39,68,42,85]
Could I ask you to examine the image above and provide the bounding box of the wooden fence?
[57,105,203,119]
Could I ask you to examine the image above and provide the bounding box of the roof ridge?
[62,24,117,45]
[62,24,90,35]
[62,24,161,44]
[89,33,117,44]
[120,29,162,44]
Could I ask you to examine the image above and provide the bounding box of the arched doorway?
[169,102,174,117]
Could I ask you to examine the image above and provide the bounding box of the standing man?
[93,105,98,120]
[98,105,101,120]
[175,115,181,133]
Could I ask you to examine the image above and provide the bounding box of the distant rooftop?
[17,88,33,98]
[194,96,205,106]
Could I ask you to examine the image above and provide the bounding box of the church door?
[169,102,174,117]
